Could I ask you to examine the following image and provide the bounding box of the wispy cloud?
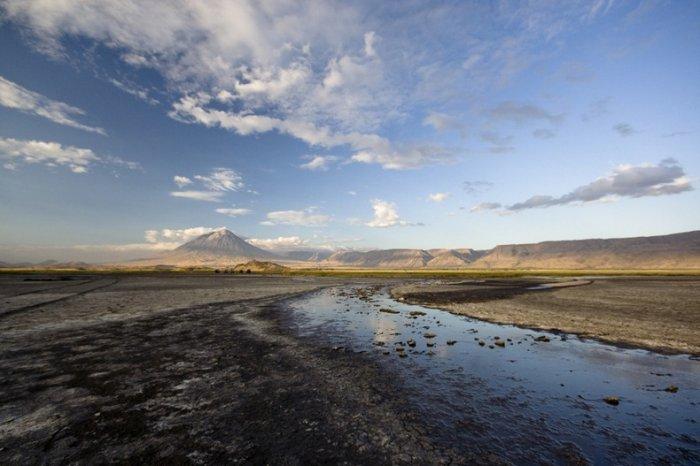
[215,207,251,217]
[474,159,692,213]
[263,207,330,226]
[0,76,105,134]
[170,191,224,202]
[488,101,564,125]
[613,122,637,137]
[463,181,494,195]
[0,137,136,173]
[299,155,339,171]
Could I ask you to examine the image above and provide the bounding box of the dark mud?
[0,276,501,465]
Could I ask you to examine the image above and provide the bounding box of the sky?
[0,0,698,262]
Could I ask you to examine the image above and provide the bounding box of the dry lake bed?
[0,274,698,464]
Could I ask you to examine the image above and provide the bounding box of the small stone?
[407,339,416,347]
[534,335,551,343]
[494,340,506,348]
[409,311,426,316]
[664,385,679,393]
[380,308,400,314]
[424,332,437,339]
[603,396,620,406]
[478,340,486,346]
[446,340,457,346]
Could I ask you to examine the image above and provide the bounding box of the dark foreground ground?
[0,274,697,464]
[0,274,500,464]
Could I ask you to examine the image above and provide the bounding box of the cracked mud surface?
[0,275,499,464]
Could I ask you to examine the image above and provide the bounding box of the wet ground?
[393,277,700,354]
[284,286,700,464]
[0,274,698,464]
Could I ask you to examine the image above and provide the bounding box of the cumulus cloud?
[248,236,308,251]
[145,227,222,244]
[0,137,136,173]
[263,207,330,226]
[170,191,224,202]
[0,76,105,135]
[427,192,449,202]
[0,1,472,170]
[300,155,339,171]
[173,175,192,187]
[613,122,637,137]
[215,207,251,217]
[1,1,627,171]
[477,159,692,213]
[365,199,420,228]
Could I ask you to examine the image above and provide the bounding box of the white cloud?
[0,137,137,173]
[427,192,449,203]
[194,167,244,191]
[171,168,244,202]
[365,199,420,228]
[0,76,105,134]
[248,236,308,251]
[300,155,339,171]
[170,190,224,202]
[215,207,251,217]
[173,175,192,187]
[2,1,627,172]
[264,207,330,226]
[145,227,222,244]
[480,159,693,213]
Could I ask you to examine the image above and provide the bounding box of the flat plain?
[0,273,698,464]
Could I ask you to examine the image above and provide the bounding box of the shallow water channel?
[284,286,699,464]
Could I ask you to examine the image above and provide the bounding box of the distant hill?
[127,229,280,266]
[320,231,700,269]
[323,249,434,268]
[470,230,700,269]
[7,229,698,270]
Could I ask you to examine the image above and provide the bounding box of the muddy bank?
[0,275,499,464]
[391,277,700,355]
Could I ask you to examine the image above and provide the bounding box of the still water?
[284,286,699,464]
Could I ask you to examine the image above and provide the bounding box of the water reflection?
[286,286,700,464]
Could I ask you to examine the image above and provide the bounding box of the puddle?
[284,286,700,464]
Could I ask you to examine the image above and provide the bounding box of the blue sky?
[0,0,698,262]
